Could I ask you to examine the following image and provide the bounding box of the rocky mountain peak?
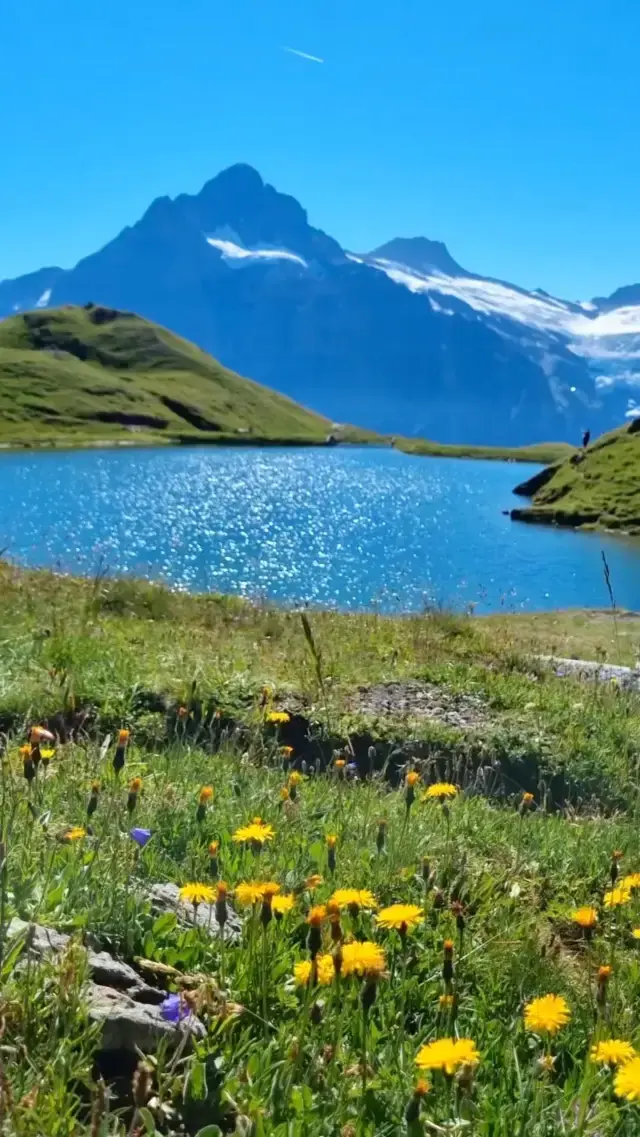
[369,236,468,278]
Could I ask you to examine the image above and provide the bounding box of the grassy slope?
[3,568,640,1133]
[512,421,640,532]
[398,437,575,464]
[0,305,341,446]
[2,564,639,780]
[0,306,575,459]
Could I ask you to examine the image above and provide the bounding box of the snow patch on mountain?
[206,232,307,268]
[352,253,640,390]
[35,289,52,309]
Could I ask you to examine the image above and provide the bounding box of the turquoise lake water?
[1,445,639,613]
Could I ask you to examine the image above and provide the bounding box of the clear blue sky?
[2,0,640,299]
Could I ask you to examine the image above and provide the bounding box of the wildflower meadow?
[1,567,640,1134]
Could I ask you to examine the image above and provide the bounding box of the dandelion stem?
[261,924,269,1041]
[361,1002,368,1097]
[398,939,407,1072]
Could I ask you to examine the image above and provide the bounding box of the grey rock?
[8,919,69,956]
[89,984,205,1052]
[347,680,488,730]
[8,919,142,989]
[538,656,640,691]
[148,883,242,942]
[87,950,141,990]
[130,985,166,1006]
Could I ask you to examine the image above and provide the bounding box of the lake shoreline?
[0,428,568,465]
[1,445,637,613]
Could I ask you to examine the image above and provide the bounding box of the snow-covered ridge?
[206,231,307,268]
[348,252,640,383]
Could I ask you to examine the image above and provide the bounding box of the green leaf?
[194,1128,222,1137]
[1,929,27,981]
[137,1107,156,1133]
[45,882,65,908]
[189,1059,208,1100]
[152,911,177,937]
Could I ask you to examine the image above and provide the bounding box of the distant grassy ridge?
[0,305,578,461]
[0,304,348,447]
[397,437,575,464]
[511,420,640,533]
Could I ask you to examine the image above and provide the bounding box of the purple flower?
[130,827,152,848]
[160,993,190,1024]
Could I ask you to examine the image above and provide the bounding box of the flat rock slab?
[7,920,203,1053]
[89,984,205,1052]
[148,883,242,942]
[8,919,141,989]
[347,681,488,730]
[538,656,640,691]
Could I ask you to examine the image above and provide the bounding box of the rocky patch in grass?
[346,679,489,730]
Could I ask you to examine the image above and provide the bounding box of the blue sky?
[2,0,640,299]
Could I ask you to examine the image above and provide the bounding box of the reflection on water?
[0,445,638,614]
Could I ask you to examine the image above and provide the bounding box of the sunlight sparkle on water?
[0,446,639,613]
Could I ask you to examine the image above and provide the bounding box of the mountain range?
[2,163,640,445]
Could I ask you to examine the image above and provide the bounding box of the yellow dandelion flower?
[129,777,142,793]
[341,941,386,978]
[234,881,281,907]
[266,711,290,724]
[604,886,632,909]
[305,873,323,890]
[334,758,346,769]
[117,729,130,746]
[64,826,87,842]
[522,791,534,804]
[591,1040,636,1066]
[199,785,214,805]
[272,894,295,916]
[375,903,423,932]
[288,771,302,786]
[307,904,327,926]
[406,771,421,787]
[330,888,377,912]
[326,834,338,848]
[424,782,458,801]
[572,907,598,929]
[40,748,55,760]
[615,1057,640,1101]
[208,840,219,856]
[232,820,275,845]
[632,929,640,940]
[524,994,571,1035]
[439,994,455,1010]
[294,954,335,987]
[415,1038,480,1075]
[179,882,216,907]
[621,873,640,891]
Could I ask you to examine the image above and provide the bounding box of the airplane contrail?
[282,46,324,64]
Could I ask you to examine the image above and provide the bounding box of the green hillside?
[398,437,574,464]
[0,304,334,446]
[511,419,640,532]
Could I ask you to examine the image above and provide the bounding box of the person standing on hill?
[582,429,591,449]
